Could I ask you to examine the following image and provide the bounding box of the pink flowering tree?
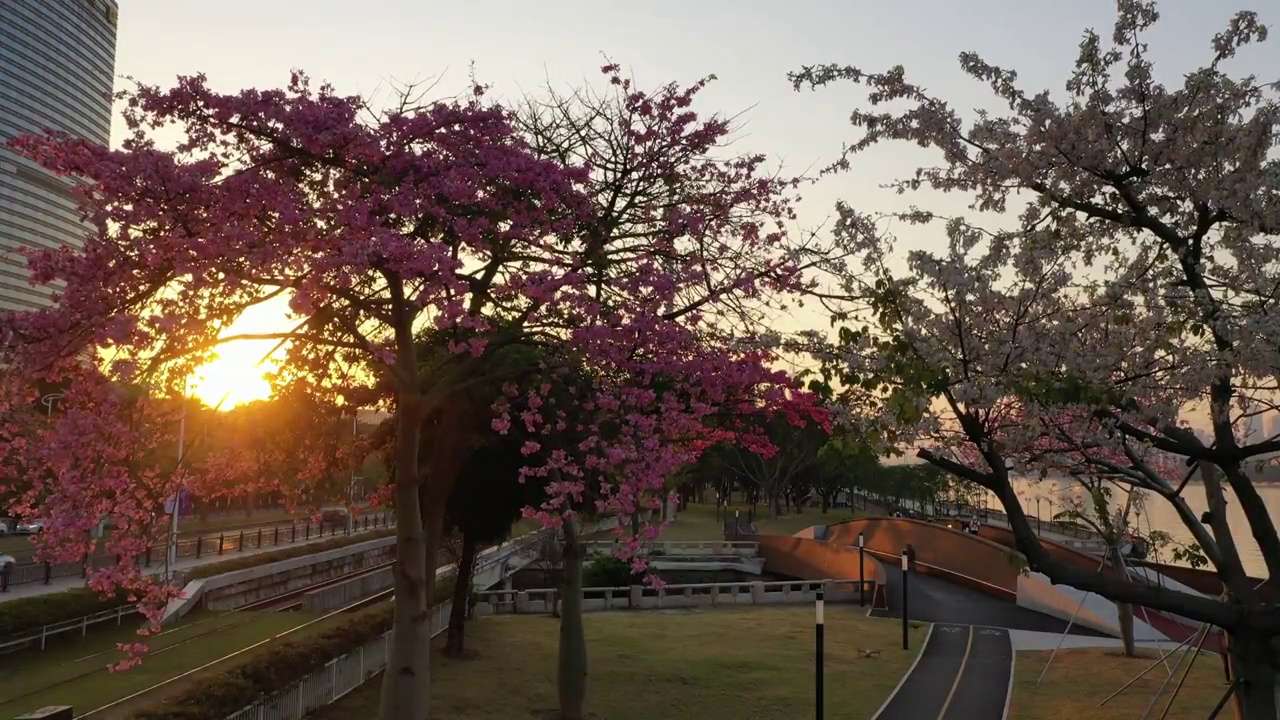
[794,2,1280,714]
[2,64,820,719]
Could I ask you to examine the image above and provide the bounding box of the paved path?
[871,564,1110,636]
[873,623,1013,720]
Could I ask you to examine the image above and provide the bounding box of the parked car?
[16,518,46,535]
[0,553,15,572]
[0,519,11,536]
[319,507,349,525]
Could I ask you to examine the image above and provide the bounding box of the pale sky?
[108,0,1277,406]
[113,0,1277,252]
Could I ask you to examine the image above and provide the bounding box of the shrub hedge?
[0,587,127,638]
[184,528,396,580]
[130,577,456,720]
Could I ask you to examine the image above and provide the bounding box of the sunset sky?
[109,0,1278,408]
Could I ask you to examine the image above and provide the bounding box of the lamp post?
[857,532,865,607]
[166,396,187,573]
[901,549,910,650]
[1036,497,1043,536]
[815,589,825,720]
[41,393,64,417]
[347,411,358,535]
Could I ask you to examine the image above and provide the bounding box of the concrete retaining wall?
[300,529,554,613]
[204,540,395,611]
[300,566,394,613]
[160,535,397,623]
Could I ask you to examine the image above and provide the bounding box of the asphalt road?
[872,564,1110,636]
[873,624,1016,720]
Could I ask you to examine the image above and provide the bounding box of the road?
[873,623,1014,720]
[871,564,1110,636]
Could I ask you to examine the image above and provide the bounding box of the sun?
[190,297,292,410]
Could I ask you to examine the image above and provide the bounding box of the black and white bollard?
[857,532,865,607]
[901,549,910,650]
[815,588,825,720]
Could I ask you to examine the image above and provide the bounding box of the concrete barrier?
[160,535,396,623]
[300,528,554,612]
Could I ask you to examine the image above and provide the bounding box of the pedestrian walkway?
[872,623,1013,720]
[0,524,393,604]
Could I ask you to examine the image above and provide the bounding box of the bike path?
[872,623,1014,720]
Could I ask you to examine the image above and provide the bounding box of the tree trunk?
[1116,602,1136,657]
[558,517,588,720]
[379,395,433,720]
[771,494,781,519]
[821,494,829,514]
[444,533,479,658]
[1229,634,1280,720]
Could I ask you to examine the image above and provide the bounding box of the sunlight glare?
[190,295,292,410]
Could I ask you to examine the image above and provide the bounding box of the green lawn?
[1010,647,1228,720]
[0,609,326,718]
[659,503,866,541]
[313,605,927,720]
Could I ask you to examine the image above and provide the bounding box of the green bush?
[0,587,126,638]
[185,528,396,580]
[130,578,455,720]
[583,555,638,588]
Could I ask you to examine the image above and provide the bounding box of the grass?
[312,604,927,720]
[0,609,324,718]
[1009,647,1230,719]
[659,503,867,542]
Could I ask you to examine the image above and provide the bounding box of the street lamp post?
[166,397,187,574]
[1036,497,1043,536]
[901,549,911,650]
[347,411,358,535]
[41,393,64,417]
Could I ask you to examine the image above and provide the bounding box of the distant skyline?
[0,0,118,311]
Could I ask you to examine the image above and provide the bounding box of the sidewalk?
[0,523,395,604]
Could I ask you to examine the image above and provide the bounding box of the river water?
[1002,476,1279,578]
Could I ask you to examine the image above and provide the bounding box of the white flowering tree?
[793,2,1280,715]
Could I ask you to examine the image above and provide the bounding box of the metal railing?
[583,540,759,557]
[0,603,140,653]
[475,577,866,615]
[0,512,394,591]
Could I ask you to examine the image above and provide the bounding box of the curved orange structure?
[755,533,884,585]
[826,517,1020,600]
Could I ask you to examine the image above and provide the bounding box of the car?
[0,553,15,573]
[0,519,11,536]
[319,507,349,525]
[16,518,45,535]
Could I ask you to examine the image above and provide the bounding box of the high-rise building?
[0,0,118,311]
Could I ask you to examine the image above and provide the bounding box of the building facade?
[0,0,117,311]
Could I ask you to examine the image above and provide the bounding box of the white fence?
[226,600,450,720]
[0,603,140,654]
[222,524,566,720]
[583,540,759,557]
[475,578,862,615]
